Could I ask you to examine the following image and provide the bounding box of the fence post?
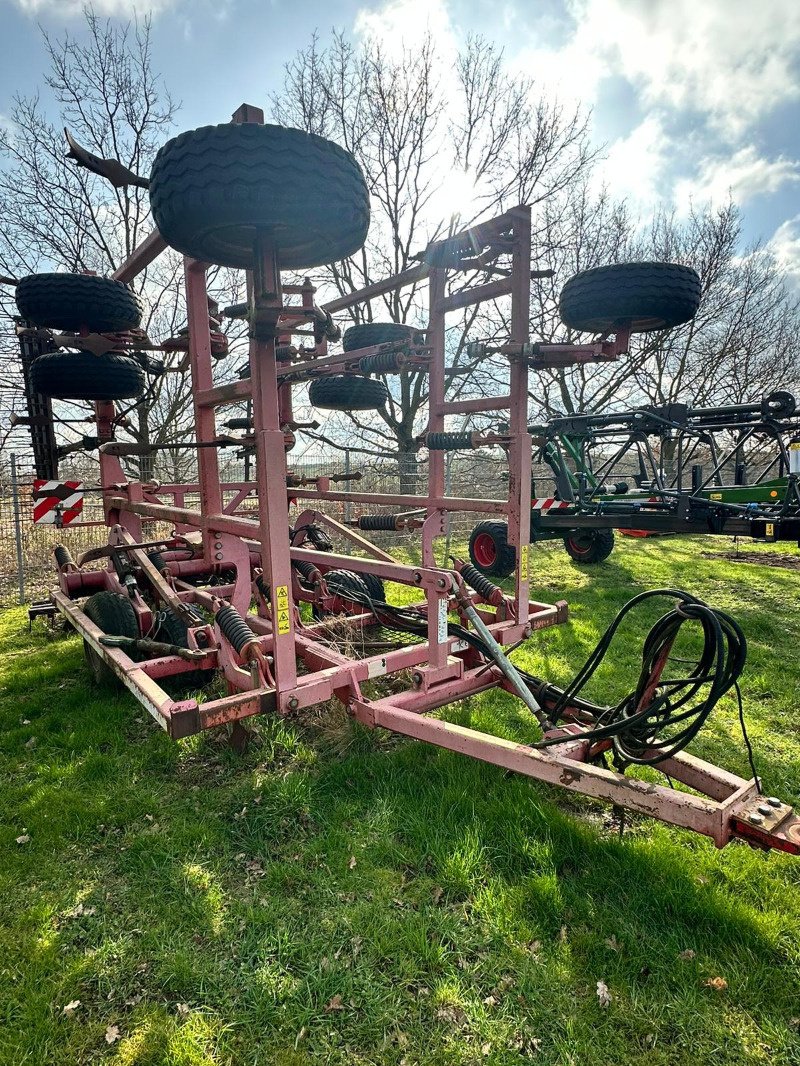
[344,448,352,524]
[10,453,26,605]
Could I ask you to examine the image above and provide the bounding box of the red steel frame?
[48,107,799,857]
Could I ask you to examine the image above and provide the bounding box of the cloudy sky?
[1,0,799,283]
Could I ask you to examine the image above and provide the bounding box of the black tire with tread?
[559,262,701,334]
[154,606,213,688]
[149,123,370,269]
[313,569,375,623]
[342,322,424,352]
[468,521,517,578]
[30,350,145,401]
[358,572,386,603]
[83,590,140,687]
[308,374,388,411]
[563,528,615,564]
[15,273,143,332]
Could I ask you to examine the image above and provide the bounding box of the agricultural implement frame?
[25,106,799,857]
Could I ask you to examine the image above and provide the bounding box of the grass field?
[1,536,799,1065]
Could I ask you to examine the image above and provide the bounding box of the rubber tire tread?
[358,572,386,603]
[559,262,701,334]
[15,273,143,332]
[30,351,145,401]
[342,322,424,352]
[83,590,140,688]
[563,528,615,564]
[468,520,517,578]
[149,123,370,269]
[308,374,388,411]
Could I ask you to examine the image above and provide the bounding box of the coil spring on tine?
[426,431,474,451]
[358,351,404,374]
[216,604,255,654]
[255,574,271,603]
[147,551,167,572]
[54,544,75,570]
[460,562,502,602]
[293,559,318,582]
[357,514,399,531]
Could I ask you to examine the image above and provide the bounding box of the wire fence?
[0,449,520,607]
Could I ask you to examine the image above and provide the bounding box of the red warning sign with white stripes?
[32,479,84,526]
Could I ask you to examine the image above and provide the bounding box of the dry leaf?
[104,1024,121,1045]
[704,976,728,991]
[15,834,30,845]
[294,1026,307,1049]
[325,994,345,1012]
[558,925,568,943]
[604,935,622,952]
[351,936,362,957]
[348,855,357,870]
[124,993,143,1007]
[144,814,154,822]
[596,980,611,1008]
[25,737,37,749]
[528,939,542,954]
[432,886,444,905]
[678,949,696,961]
[176,1003,190,1019]
[481,1043,491,1057]
[483,994,497,1007]
[62,999,81,1016]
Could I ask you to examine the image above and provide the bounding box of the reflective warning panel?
[32,480,84,526]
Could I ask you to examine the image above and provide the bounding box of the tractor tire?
[313,569,376,623]
[30,351,145,402]
[468,521,516,578]
[342,322,425,352]
[359,572,386,603]
[149,123,370,269]
[15,273,143,333]
[563,528,615,564]
[308,374,388,411]
[558,262,701,334]
[83,590,140,687]
[154,606,213,688]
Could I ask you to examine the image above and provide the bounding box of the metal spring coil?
[216,604,255,654]
[357,514,399,531]
[426,431,474,451]
[292,559,318,582]
[53,544,74,570]
[255,574,270,603]
[358,351,404,374]
[460,562,502,602]
[147,551,168,572]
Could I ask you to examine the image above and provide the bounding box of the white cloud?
[769,216,800,291]
[674,147,800,213]
[519,0,800,138]
[354,0,454,57]
[593,115,674,212]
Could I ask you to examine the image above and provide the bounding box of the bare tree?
[272,31,597,489]
[0,11,200,481]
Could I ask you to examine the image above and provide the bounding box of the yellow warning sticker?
[766,522,775,538]
[520,543,530,581]
[710,493,722,500]
[275,585,291,633]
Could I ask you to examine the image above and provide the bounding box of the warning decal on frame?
[275,584,291,634]
[520,543,530,581]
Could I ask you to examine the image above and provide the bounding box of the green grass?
[1,535,800,1065]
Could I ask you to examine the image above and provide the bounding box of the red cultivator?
[18,105,799,857]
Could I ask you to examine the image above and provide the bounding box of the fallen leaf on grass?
[432,886,444,905]
[678,948,696,961]
[596,980,611,1008]
[62,1000,81,1016]
[325,994,345,1012]
[483,994,497,1007]
[604,935,622,952]
[704,976,728,991]
[294,1026,307,1048]
[176,1003,190,1019]
[105,1024,121,1045]
[348,855,357,870]
[481,1043,491,1057]
[25,737,37,749]
[15,834,30,845]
